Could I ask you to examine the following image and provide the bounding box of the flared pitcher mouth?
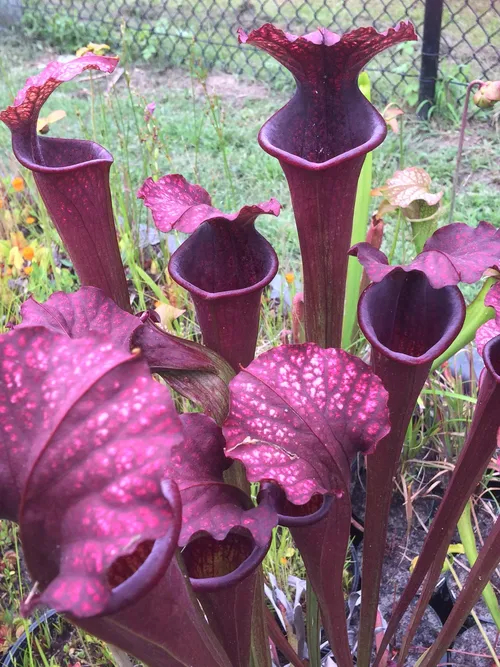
[12,133,113,173]
[278,493,334,527]
[358,269,466,365]
[258,92,386,171]
[2,55,118,175]
[483,334,500,381]
[169,223,279,302]
[259,482,334,527]
[241,21,416,171]
[185,531,270,592]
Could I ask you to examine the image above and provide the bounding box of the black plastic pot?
[428,576,470,665]
[484,476,500,504]
[429,575,475,634]
[1,609,62,667]
[447,348,484,395]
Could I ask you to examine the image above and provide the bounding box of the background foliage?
[12,0,500,103]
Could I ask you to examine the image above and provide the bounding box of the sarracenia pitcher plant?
[2,25,500,667]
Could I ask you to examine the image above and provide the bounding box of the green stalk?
[89,72,99,145]
[457,501,500,629]
[306,581,321,667]
[432,278,495,371]
[342,72,372,350]
[410,213,439,255]
[387,209,403,264]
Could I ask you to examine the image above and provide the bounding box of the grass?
[0,31,499,666]
[0,522,131,666]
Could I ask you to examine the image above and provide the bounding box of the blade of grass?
[421,388,477,403]
[75,627,98,667]
[34,636,51,667]
[457,501,500,629]
[133,263,167,303]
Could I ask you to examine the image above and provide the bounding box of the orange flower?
[11,177,24,192]
[0,199,4,209]
[22,246,35,261]
[24,266,33,275]
[285,272,295,284]
[25,216,36,225]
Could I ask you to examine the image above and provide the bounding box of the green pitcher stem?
[342,72,373,351]
[432,278,495,371]
[410,216,438,254]
[457,501,500,629]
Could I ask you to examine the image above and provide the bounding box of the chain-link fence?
[14,0,500,104]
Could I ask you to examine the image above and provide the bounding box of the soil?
[130,66,273,106]
[351,467,500,666]
[28,47,274,109]
[452,625,500,666]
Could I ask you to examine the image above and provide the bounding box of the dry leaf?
[382,103,404,134]
[366,214,384,250]
[3,550,16,567]
[372,167,443,222]
[76,42,111,57]
[154,302,185,331]
[474,80,500,109]
[10,231,28,249]
[8,246,23,271]
[372,167,443,209]
[37,109,67,134]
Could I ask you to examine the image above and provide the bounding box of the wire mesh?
[17,0,500,103]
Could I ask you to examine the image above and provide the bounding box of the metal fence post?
[418,0,445,118]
